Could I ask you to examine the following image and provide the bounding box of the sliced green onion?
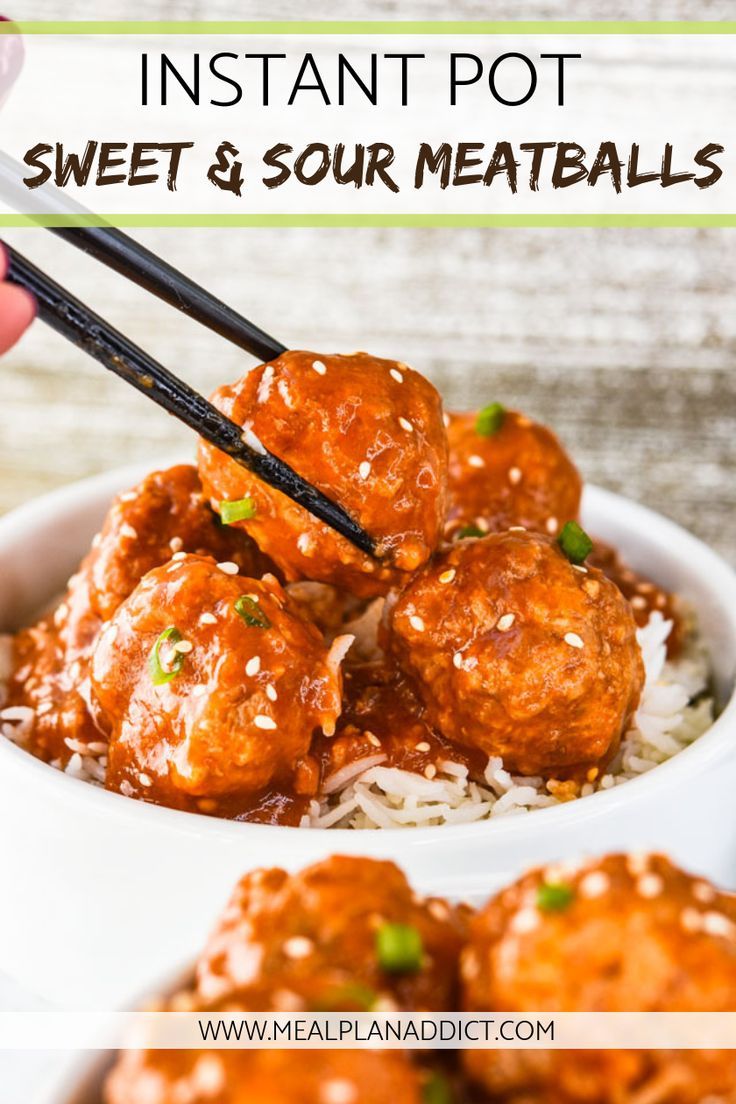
[456,524,485,540]
[557,520,593,565]
[422,1073,453,1104]
[376,922,423,974]
[234,595,271,629]
[220,497,256,525]
[148,626,186,686]
[536,882,575,913]
[475,402,506,437]
[312,983,377,1012]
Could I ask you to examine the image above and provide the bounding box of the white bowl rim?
[1,463,735,849]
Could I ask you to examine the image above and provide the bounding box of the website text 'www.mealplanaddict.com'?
[197,1014,554,1047]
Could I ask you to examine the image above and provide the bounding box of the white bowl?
[1,462,735,1009]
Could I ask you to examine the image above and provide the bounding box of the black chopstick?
[0,150,286,363]
[3,242,376,559]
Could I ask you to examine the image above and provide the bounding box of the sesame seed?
[172,551,187,562]
[246,656,261,677]
[546,517,558,534]
[366,732,381,748]
[216,561,239,575]
[312,359,327,375]
[439,568,456,584]
[637,874,664,899]
[390,368,404,383]
[442,412,450,428]
[637,582,655,594]
[579,871,610,898]
[254,714,277,730]
[468,454,485,469]
[320,1080,357,1104]
[120,523,138,540]
[509,526,527,532]
[424,764,437,779]
[200,612,217,626]
[192,685,207,698]
[266,684,278,702]
[693,881,716,904]
[358,461,371,480]
[564,632,584,649]
[139,773,153,788]
[626,853,650,877]
[631,595,648,610]
[572,564,588,574]
[453,651,464,669]
[508,467,522,485]
[702,911,736,938]
[409,615,425,632]
[119,491,137,503]
[297,533,314,555]
[398,416,414,433]
[510,907,539,934]
[283,936,314,959]
[681,907,703,933]
[474,517,490,533]
[497,613,515,632]
[415,741,431,752]
[37,702,54,716]
[172,640,193,654]
[169,536,183,553]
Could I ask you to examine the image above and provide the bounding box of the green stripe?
[1,213,735,228]
[1,21,736,35]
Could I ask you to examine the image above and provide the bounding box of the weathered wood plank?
[1,225,734,564]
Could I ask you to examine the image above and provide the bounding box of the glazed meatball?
[77,463,272,627]
[446,408,582,538]
[90,555,347,811]
[195,856,466,1013]
[386,531,644,777]
[106,1049,425,1104]
[198,351,449,598]
[105,855,465,1104]
[461,853,736,1103]
[6,465,269,764]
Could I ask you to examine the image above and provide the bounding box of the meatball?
[446,409,582,538]
[6,465,269,764]
[386,531,644,777]
[77,463,272,627]
[90,555,346,810]
[195,856,466,1013]
[461,853,736,1103]
[106,1049,425,1104]
[105,856,465,1104]
[197,351,449,598]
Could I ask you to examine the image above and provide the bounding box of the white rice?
[0,612,715,823]
[300,612,714,830]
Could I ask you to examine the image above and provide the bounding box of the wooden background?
[1,1,735,570]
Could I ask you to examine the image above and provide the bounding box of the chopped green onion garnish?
[376,922,423,974]
[557,520,593,565]
[312,983,377,1012]
[148,626,186,686]
[234,595,271,629]
[422,1073,453,1104]
[220,497,256,525]
[475,402,506,437]
[456,524,485,540]
[536,882,575,913]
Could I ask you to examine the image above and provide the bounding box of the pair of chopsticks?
[0,152,375,557]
